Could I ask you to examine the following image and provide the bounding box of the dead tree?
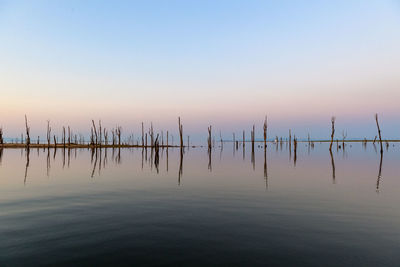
[141,122,144,147]
[207,126,212,150]
[46,121,51,148]
[150,123,154,147]
[375,113,383,154]
[53,135,57,147]
[178,117,183,148]
[63,126,66,148]
[99,120,102,147]
[251,125,255,153]
[329,117,336,152]
[25,115,31,147]
[68,126,71,146]
[0,127,3,145]
[167,131,169,147]
[263,116,267,148]
[104,128,108,146]
[116,126,122,146]
[92,120,98,146]
[111,129,115,146]
[243,130,245,149]
[219,131,223,149]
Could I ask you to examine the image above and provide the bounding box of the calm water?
[0,143,399,266]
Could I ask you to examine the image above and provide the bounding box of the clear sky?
[1,0,400,141]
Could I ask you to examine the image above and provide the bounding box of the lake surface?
[0,143,399,266]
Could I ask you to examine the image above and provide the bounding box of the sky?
[1,0,400,141]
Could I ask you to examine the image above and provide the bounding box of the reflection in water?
[0,143,399,267]
[376,151,383,193]
[154,135,160,173]
[91,148,98,178]
[330,150,336,184]
[208,146,212,171]
[178,148,183,185]
[251,148,255,171]
[166,147,169,172]
[46,148,50,177]
[1,143,395,193]
[24,148,30,185]
[62,148,66,168]
[264,147,268,190]
[293,137,297,166]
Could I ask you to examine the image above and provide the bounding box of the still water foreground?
[0,143,399,266]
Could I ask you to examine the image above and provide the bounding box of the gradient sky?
[1,0,400,141]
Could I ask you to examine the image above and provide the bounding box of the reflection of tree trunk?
[178,148,183,185]
[293,138,297,166]
[376,151,383,193]
[251,149,255,171]
[91,148,98,178]
[98,148,102,175]
[62,148,65,168]
[104,148,108,168]
[330,150,335,184]
[46,148,50,177]
[24,148,30,185]
[67,148,71,168]
[116,147,121,164]
[208,147,212,171]
[219,143,223,161]
[0,148,3,165]
[264,147,268,190]
[141,148,144,170]
[166,147,169,172]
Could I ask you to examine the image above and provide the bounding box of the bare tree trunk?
[63,126,66,148]
[46,121,51,148]
[68,126,71,146]
[242,130,245,148]
[25,115,31,147]
[178,117,183,148]
[263,116,267,148]
[207,126,212,150]
[375,113,383,154]
[99,120,102,148]
[117,126,121,146]
[141,122,144,147]
[92,120,98,146]
[329,117,335,152]
[0,127,4,145]
[251,125,255,153]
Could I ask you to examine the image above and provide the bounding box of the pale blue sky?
[1,1,400,140]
